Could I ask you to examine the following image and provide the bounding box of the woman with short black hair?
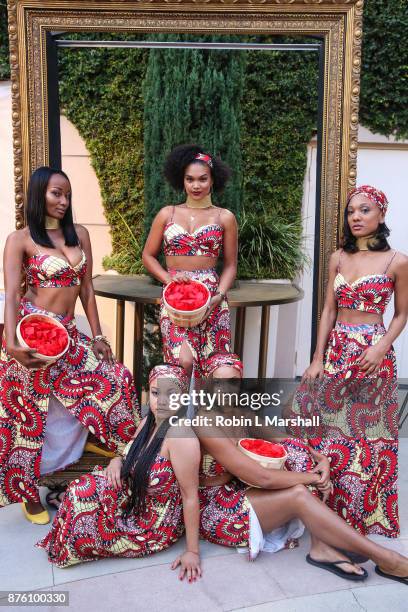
[143,143,238,379]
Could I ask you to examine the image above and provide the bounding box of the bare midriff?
[199,472,233,487]
[336,308,383,325]
[166,255,218,271]
[24,286,80,318]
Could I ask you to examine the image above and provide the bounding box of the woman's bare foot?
[378,551,408,578]
[310,539,365,576]
[25,500,46,514]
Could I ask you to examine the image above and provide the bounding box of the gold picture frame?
[7,0,364,316]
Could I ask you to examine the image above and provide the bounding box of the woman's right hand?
[166,272,191,284]
[7,344,47,369]
[171,551,202,583]
[104,456,123,490]
[301,359,324,385]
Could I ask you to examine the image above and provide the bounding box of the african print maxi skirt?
[160,268,231,379]
[291,321,399,537]
[36,454,184,567]
[0,299,140,507]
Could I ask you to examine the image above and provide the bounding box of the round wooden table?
[93,274,303,397]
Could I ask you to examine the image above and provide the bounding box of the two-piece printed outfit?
[36,442,184,567]
[160,206,232,379]
[292,249,399,536]
[0,243,140,507]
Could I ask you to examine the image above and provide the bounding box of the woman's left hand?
[357,345,386,376]
[171,551,202,582]
[317,480,334,503]
[309,448,331,488]
[92,339,115,365]
[201,293,223,323]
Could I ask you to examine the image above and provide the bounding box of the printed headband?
[149,364,189,392]
[194,152,213,169]
[347,185,388,215]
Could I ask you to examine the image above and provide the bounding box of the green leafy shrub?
[238,208,309,280]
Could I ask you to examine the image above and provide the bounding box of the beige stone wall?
[60,116,124,364]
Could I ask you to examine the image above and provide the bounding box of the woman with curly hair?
[142,144,238,379]
[292,185,408,538]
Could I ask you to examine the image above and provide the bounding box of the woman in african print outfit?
[0,167,140,524]
[37,365,202,582]
[195,353,408,584]
[291,185,408,538]
[142,144,238,379]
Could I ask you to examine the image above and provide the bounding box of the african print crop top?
[334,250,396,316]
[199,452,228,478]
[25,239,87,288]
[163,206,224,258]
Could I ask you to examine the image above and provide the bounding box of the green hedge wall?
[360,0,408,139]
[241,45,318,220]
[0,0,9,79]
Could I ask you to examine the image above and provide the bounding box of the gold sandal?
[21,503,50,525]
[84,441,116,458]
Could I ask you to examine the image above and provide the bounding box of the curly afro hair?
[163,144,232,193]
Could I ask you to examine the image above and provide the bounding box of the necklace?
[185,194,213,221]
[356,234,377,251]
[45,215,60,230]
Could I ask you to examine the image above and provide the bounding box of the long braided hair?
[121,365,189,517]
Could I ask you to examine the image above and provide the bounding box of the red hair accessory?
[194,152,213,169]
[347,185,388,215]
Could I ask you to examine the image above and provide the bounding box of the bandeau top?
[334,249,396,315]
[25,239,87,288]
[199,452,227,478]
[163,205,224,258]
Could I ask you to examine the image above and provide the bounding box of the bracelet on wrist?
[216,290,226,300]
[91,334,111,347]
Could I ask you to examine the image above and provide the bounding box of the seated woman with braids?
[37,365,202,582]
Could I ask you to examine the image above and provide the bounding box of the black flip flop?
[306,554,368,582]
[335,548,369,564]
[375,566,408,585]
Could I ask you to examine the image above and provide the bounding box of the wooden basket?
[163,280,211,328]
[238,439,287,470]
[16,313,69,363]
